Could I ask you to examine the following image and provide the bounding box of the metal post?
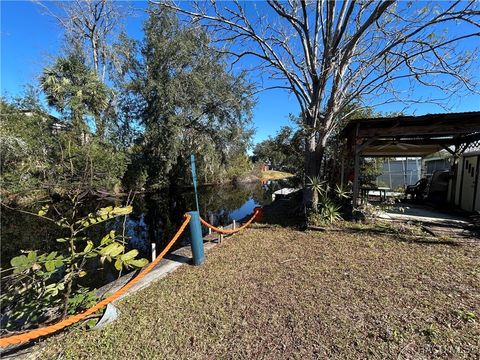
[233,220,236,230]
[187,211,204,265]
[191,155,200,213]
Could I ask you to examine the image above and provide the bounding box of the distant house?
[20,109,69,134]
[20,109,90,143]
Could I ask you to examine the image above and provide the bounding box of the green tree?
[0,97,56,197]
[40,52,110,141]
[253,126,304,175]
[0,95,127,200]
[116,8,254,189]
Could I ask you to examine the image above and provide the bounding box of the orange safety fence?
[200,207,262,234]
[0,214,192,348]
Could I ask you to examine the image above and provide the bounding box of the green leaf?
[83,241,94,253]
[45,260,55,272]
[99,243,124,257]
[86,319,97,329]
[97,206,114,216]
[11,255,28,267]
[127,258,148,268]
[109,244,124,257]
[121,249,139,261]
[100,231,114,245]
[114,258,123,271]
[97,205,132,218]
[54,259,64,268]
[78,270,87,278]
[37,205,50,216]
[56,238,68,243]
[46,251,57,260]
[27,251,37,262]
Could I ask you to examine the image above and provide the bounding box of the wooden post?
[233,220,236,230]
[388,158,392,190]
[151,243,156,262]
[208,227,212,235]
[219,227,223,244]
[450,145,460,205]
[352,123,361,207]
[340,159,345,187]
[353,147,360,207]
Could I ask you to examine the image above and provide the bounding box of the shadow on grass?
[339,223,463,247]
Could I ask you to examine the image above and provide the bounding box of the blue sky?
[1,1,479,145]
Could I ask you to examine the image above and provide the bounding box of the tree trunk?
[303,113,327,209]
[303,133,318,208]
[303,109,328,208]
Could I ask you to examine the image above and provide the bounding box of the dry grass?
[40,224,479,359]
[260,170,294,181]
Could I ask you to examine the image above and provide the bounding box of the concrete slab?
[378,203,470,227]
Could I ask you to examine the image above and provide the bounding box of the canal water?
[1,179,295,288]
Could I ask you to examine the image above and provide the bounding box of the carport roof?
[342,111,480,156]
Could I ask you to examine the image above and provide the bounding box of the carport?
[342,111,480,209]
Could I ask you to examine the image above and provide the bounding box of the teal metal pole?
[191,154,200,213]
[188,211,204,265]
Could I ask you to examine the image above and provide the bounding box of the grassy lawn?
[39,222,479,359]
[260,170,295,181]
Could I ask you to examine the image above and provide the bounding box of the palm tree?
[40,53,109,141]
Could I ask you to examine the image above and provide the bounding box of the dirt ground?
[36,220,479,359]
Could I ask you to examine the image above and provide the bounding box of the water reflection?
[1,179,295,287]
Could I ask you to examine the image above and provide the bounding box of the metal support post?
[188,211,204,265]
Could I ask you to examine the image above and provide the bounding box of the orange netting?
[200,207,261,234]
[0,214,191,347]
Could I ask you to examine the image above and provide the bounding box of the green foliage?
[335,184,350,200]
[319,198,343,224]
[306,176,346,225]
[67,287,97,315]
[0,98,55,195]
[115,8,254,189]
[253,126,304,175]
[40,52,109,137]
[0,200,148,332]
[307,176,327,199]
[53,136,128,192]
[0,96,128,199]
[360,158,383,187]
[224,153,254,183]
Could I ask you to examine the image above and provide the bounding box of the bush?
[0,200,148,332]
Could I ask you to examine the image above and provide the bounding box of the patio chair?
[405,178,428,201]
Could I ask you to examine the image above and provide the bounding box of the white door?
[460,156,478,212]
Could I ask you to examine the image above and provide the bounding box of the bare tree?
[35,0,126,83]
[156,0,480,206]
[35,0,131,138]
